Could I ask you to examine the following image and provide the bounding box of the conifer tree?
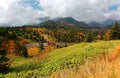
[39,43,45,51]
[109,22,120,40]
[22,45,29,57]
[0,45,10,73]
[85,33,94,42]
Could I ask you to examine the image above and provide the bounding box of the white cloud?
[0,0,46,26]
[40,0,120,23]
[0,0,120,26]
[0,0,15,9]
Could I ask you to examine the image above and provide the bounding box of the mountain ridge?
[37,17,120,29]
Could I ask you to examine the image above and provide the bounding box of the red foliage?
[48,42,56,45]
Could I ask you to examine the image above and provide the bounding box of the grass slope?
[1,40,120,78]
[50,45,120,78]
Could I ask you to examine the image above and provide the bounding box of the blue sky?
[109,4,119,11]
[19,0,43,10]
[21,0,119,11]
[0,0,120,26]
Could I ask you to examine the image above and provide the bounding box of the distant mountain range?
[36,17,50,22]
[53,17,89,28]
[38,17,120,29]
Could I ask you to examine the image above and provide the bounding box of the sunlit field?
[50,45,120,78]
[1,40,120,77]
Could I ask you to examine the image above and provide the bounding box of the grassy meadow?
[1,40,120,78]
[50,45,120,78]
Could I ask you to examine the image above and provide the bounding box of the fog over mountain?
[38,17,120,28]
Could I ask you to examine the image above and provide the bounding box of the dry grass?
[49,45,120,78]
[107,45,120,62]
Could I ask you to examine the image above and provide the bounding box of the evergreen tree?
[84,33,94,42]
[39,43,45,51]
[0,46,10,73]
[109,22,120,40]
[22,45,29,57]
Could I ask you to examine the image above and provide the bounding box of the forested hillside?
[0,21,120,78]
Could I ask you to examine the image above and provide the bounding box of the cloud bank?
[0,0,120,26]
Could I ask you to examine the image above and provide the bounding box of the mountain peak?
[53,17,88,27]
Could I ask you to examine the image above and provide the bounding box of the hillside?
[0,26,106,57]
[50,43,120,78]
[1,1,120,78]
[0,27,47,56]
[1,40,120,77]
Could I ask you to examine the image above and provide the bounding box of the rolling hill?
[1,40,120,77]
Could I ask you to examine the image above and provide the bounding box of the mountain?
[103,19,120,28]
[103,19,120,25]
[53,17,89,28]
[88,22,104,28]
[37,17,120,29]
[88,19,120,29]
[36,17,50,22]
[39,20,63,29]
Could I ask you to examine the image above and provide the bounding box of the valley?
[1,0,120,78]
[0,17,120,78]
[1,40,120,77]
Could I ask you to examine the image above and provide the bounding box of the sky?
[0,0,120,26]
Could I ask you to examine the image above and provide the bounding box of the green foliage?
[109,22,120,40]
[54,31,84,43]
[1,40,120,77]
[0,27,46,43]
[40,20,63,29]
[22,45,29,57]
[84,33,94,42]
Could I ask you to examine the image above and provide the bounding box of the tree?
[22,45,29,57]
[0,46,10,73]
[14,42,28,57]
[84,33,94,42]
[109,22,120,40]
[39,43,45,51]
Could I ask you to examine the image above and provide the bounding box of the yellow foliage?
[27,46,56,57]
[27,47,40,56]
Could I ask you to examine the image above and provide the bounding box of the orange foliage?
[27,45,57,60]
[104,30,110,38]
[27,46,56,57]
[19,39,30,44]
[45,46,57,51]
[27,46,40,56]
[1,40,16,54]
